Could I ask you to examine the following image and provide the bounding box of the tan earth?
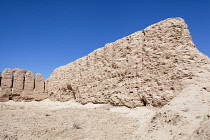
[0,99,155,140]
[1,82,210,140]
[1,17,210,140]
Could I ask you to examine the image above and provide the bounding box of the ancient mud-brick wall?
[46,18,210,108]
[0,68,46,102]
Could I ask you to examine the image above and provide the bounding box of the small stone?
[203,87,210,92]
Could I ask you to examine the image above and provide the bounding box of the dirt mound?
[136,70,210,140]
[190,120,210,140]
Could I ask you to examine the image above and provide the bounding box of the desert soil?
[0,99,155,140]
[1,82,210,140]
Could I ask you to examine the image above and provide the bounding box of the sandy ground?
[0,99,155,140]
[1,79,210,140]
[136,84,210,140]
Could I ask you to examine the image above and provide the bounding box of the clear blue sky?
[1,0,210,79]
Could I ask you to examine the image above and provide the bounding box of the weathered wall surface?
[46,18,210,107]
[34,73,46,101]
[0,69,13,101]
[1,18,210,107]
[0,68,46,101]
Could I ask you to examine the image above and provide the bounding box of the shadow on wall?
[0,68,46,102]
[0,71,1,88]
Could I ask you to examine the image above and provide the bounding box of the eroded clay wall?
[0,68,46,101]
[46,18,210,108]
[1,18,210,107]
